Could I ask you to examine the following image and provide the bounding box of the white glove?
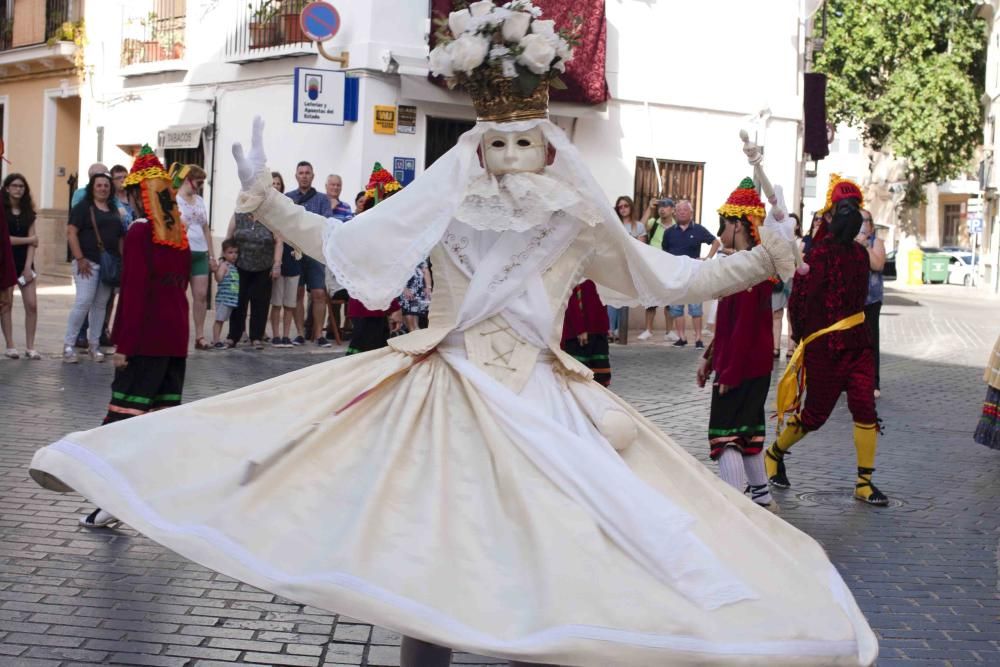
[761,184,802,270]
[768,183,787,223]
[231,116,267,191]
[739,129,763,166]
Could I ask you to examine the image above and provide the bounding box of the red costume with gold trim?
[766,175,887,505]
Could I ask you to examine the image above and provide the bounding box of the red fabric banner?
[429,0,609,105]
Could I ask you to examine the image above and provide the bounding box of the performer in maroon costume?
[561,279,612,386]
[77,145,192,529]
[765,175,888,506]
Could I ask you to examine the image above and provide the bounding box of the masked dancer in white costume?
[30,4,877,666]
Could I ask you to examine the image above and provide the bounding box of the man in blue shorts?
[662,199,720,349]
[285,161,334,347]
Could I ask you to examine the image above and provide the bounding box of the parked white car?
[945,252,978,286]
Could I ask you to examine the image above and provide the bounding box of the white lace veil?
[322,118,662,311]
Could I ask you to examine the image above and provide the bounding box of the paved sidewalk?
[1,281,999,666]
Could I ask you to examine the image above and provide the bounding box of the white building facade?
[976,1,1000,292]
[78,0,811,252]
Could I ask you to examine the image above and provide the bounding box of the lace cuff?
[757,226,796,281]
[234,171,273,215]
[234,171,329,262]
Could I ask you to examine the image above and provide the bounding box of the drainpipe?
[208,95,218,238]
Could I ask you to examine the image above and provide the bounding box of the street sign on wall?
[393,157,415,186]
[374,105,397,134]
[293,68,346,126]
[397,105,417,134]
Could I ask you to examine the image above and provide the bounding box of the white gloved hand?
[231,116,267,191]
[739,129,763,166]
[762,184,793,240]
[761,184,802,270]
[769,183,786,223]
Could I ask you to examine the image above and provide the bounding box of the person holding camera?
[637,197,676,341]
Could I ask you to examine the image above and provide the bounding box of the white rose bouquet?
[429,0,582,96]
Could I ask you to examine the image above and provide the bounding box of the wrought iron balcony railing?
[0,6,11,51]
[226,0,312,61]
[121,0,187,67]
[46,0,79,41]
[0,0,81,52]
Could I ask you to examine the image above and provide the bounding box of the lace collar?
[454,171,605,232]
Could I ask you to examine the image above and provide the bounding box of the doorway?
[164,143,205,173]
[425,116,475,168]
[41,89,81,209]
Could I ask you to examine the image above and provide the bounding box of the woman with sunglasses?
[607,196,646,340]
[2,174,41,359]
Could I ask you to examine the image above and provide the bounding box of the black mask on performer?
[827,198,862,245]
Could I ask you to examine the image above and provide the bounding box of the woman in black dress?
[2,174,40,359]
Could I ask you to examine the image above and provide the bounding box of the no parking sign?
[300,2,341,42]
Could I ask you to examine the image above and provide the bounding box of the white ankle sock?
[743,452,774,505]
[717,447,746,490]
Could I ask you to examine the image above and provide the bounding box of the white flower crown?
[429,0,580,96]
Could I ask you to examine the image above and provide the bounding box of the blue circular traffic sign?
[300,2,341,42]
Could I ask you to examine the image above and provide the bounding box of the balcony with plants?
[225,0,314,63]
[0,0,84,77]
[120,0,187,71]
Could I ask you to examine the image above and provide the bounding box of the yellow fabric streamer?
[774,311,866,427]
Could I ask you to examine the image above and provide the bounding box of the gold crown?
[464,74,550,123]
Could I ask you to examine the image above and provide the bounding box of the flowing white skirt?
[29,344,877,666]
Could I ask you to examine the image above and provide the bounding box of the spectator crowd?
[0,155,885,418]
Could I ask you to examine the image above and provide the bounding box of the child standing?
[400,260,431,333]
[213,239,240,348]
[697,179,777,511]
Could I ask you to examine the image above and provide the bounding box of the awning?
[158,124,205,150]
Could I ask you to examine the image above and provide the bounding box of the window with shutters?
[633,157,706,224]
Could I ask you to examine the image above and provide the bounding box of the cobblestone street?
[1,282,999,667]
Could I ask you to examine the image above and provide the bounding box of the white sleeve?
[587,225,793,307]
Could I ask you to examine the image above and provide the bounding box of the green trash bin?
[921,252,950,284]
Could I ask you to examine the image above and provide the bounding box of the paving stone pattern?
[1,283,999,666]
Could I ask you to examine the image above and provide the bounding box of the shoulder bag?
[90,207,122,287]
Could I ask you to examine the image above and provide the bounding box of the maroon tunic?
[789,237,877,430]
[112,222,191,358]
[561,280,610,342]
[0,203,16,290]
[712,281,774,387]
[789,238,872,353]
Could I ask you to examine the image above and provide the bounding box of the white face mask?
[481,128,547,175]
